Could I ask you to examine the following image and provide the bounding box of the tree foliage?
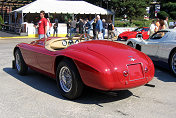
[157,0,176,19]
[111,0,151,19]
[157,11,169,20]
[86,0,151,20]
[0,15,4,30]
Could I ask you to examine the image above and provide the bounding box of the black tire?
[136,34,143,38]
[169,50,176,76]
[127,42,134,48]
[12,60,16,69]
[56,58,84,99]
[15,49,28,75]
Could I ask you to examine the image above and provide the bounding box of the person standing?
[78,19,84,34]
[37,10,47,39]
[67,19,71,36]
[96,15,103,40]
[70,18,77,36]
[159,19,166,30]
[164,16,169,29]
[53,21,58,37]
[102,19,107,39]
[46,18,52,37]
[107,20,114,40]
[93,18,97,40]
[148,20,156,36]
[155,18,160,32]
[85,18,91,34]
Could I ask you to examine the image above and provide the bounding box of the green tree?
[157,0,176,19]
[157,11,169,20]
[111,0,151,20]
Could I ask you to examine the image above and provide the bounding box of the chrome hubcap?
[172,53,176,74]
[15,53,21,71]
[59,66,72,92]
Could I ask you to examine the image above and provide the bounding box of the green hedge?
[0,15,4,30]
[115,19,151,27]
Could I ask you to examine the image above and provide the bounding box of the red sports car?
[13,36,154,99]
[117,27,149,41]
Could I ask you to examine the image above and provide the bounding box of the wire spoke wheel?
[14,49,28,75]
[171,53,176,74]
[15,53,21,72]
[59,66,72,93]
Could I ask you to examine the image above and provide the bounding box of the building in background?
[0,0,34,23]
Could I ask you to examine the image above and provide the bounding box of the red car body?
[13,38,154,91]
[118,27,149,40]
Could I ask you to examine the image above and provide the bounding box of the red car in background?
[117,27,149,41]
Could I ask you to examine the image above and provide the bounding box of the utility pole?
[103,0,111,10]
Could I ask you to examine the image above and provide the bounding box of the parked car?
[126,29,176,75]
[118,27,149,41]
[12,34,155,99]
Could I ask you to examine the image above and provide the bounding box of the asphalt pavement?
[0,38,175,118]
[0,31,19,37]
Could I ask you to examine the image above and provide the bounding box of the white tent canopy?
[12,0,114,15]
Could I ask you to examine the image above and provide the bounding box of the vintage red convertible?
[13,35,154,99]
[117,27,149,41]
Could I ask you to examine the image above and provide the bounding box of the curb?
[0,36,37,39]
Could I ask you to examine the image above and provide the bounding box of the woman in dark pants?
[53,22,58,37]
[92,19,97,40]
[102,19,107,39]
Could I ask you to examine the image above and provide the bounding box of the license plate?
[128,64,144,81]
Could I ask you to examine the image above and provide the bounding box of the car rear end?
[78,40,155,91]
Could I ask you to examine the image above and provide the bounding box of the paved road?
[0,31,19,37]
[0,38,175,118]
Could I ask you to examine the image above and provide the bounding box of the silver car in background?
[126,29,176,75]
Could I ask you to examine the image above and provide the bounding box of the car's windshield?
[134,28,143,32]
[149,31,168,40]
[143,28,149,31]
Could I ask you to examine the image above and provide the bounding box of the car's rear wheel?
[127,42,134,48]
[136,34,143,39]
[169,50,176,76]
[56,59,84,99]
[15,49,28,75]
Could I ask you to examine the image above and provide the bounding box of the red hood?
[119,31,137,36]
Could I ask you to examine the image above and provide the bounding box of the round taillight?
[145,67,148,73]
[123,70,128,77]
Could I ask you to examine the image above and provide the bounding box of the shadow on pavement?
[154,66,176,82]
[3,67,133,104]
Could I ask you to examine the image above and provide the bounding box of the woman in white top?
[47,18,52,37]
[148,20,156,36]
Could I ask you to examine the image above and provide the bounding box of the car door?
[140,31,168,60]
[156,31,173,63]
[19,43,38,68]
[32,40,57,75]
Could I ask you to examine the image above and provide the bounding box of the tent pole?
[9,13,11,24]
[22,11,24,23]
[72,14,74,20]
[112,14,115,25]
